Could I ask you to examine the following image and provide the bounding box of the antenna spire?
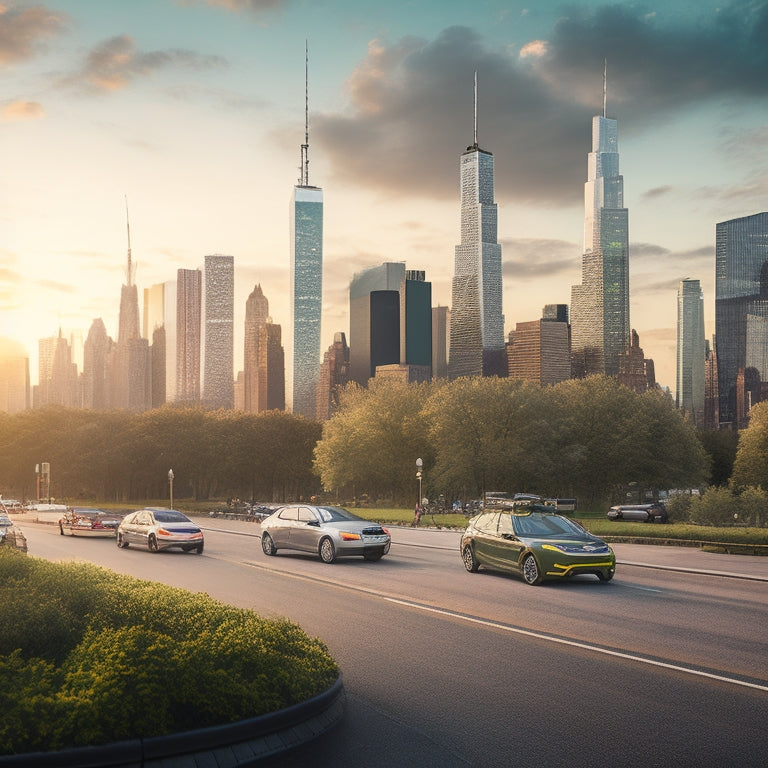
[299,40,310,186]
[473,70,478,148]
[124,195,134,287]
[602,58,607,118]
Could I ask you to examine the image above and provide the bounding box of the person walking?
[411,503,422,527]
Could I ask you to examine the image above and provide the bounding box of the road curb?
[0,676,345,767]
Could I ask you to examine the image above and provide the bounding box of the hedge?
[0,548,338,754]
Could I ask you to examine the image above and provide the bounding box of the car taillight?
[340,532,361,541]
[381,527,390,536]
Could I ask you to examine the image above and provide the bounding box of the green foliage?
[731,402,768,491]
[665,494,693,523]
[697,428,739,485]
[688,485,739,527]
[0,548,338,755]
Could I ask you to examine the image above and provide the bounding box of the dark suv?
[607,503,668,523]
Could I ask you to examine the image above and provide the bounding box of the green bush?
[689,486,739,527]
[665,494,693,523]
[0,548,338,754]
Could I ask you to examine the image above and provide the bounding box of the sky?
[1,0,767,397]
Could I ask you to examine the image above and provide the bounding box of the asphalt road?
[15,518,768,768]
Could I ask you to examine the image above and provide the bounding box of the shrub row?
[0,548,338,754]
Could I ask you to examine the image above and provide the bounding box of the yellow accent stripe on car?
[546,561,615,577]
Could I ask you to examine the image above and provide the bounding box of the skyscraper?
[506,312,571,386]
[449,73,505,379]
[176,268,201,403]
[431,306,450,380]
[243,284,270,412]
[316,331,350,421]
[676,279,706,426]
[82,318,112,410]
[290,45,323,417]
[202,254,234,409]
[570,70,630,378]
[258,322,285,412]
[715,212,768,426]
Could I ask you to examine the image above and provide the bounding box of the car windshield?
[153,510,190,523]
[511,513,585,538]
[315,506,364,523]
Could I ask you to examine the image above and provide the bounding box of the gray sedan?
[117,508,204,553]
[260,504,391,563]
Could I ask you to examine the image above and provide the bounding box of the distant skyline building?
[704,338,720,430]
[201,253,234,409]
[176,268,201,403]
[617,330,655,394]
[715,211,768,426]
[506,311,571,386]
[400,270,432,374]
[257,321,285,412]
[449,72,505,378]
[316,331,350,421]
[82,318,112,410]
[34,330,78,408]
[243,283,270,412]
[570,69,630,378]
[431,306,450,380]
[290,45,323,417]
[0,355,29,414]
[676,279,706,426]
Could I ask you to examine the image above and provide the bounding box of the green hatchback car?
[461,505,615,585]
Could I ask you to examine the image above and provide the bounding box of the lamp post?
[168,469,174,510]
[415,457,423,507]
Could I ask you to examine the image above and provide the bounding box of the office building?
[243,284,270,412]
[506,310,570,386]
[400,270,432,374]
[704,339,720,430]
[202,254,234,409]
[290,47,323,417]
[176,268,201,403]
[144,281,176,407]
[0,353,29,414]
[676,279,706,426]
[82,318,112,410]
[617,330,655,394]
[570,78,630,378]
[715,211,768,426]
[257,321,285,412]
[432,306,450,380]
[316,331,350,421]
[34,330,78,407]
[449,73,505,378]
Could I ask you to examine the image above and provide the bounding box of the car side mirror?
[307,520,320,527]
[501,533,517,541]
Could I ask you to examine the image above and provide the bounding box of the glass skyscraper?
[570,113,630,378]
[715,212,768,425]
[290,185,323,416]
[449,104,505,378]
[676,279,706,426]
[202,253,234,410]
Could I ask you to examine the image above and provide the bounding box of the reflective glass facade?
[715,212,768,424]
[571,116,630,377]
[449,147,505,378]
[676,279,705,425]
[290,186,323,416]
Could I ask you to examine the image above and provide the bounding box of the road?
[15,518,768,768]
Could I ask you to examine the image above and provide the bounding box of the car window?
[278,507,299,521]
[475,512,499,534]
[153,510,190,523]
[513,514,582,538]
[297,507,317,523]
[316,506,364,523]
[136,511,152,525]
[499,514,515,536]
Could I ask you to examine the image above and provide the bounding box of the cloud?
[312,3,768,207]
[641,185,673,200]
[63,34,227,93]
[0,4,68,67]
[501,238,581,279]
[181,0,286,12]
[1,99,44,120]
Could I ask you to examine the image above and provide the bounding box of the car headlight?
[542,543,610,554]
[340,532,362,541]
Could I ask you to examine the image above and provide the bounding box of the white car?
[260,505,391,563]
[117,508,204,553]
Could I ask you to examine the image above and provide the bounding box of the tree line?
[4,374,762,509]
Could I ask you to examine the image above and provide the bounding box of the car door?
[271,507,298,548]
[497,513,525,574]
[289,506,321,552]
[125,510,152,546]
[471,513,501,566]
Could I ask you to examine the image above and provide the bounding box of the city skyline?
[2,1,768,394]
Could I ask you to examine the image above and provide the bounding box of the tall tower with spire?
[449,72,505,378]
[290,42,323,416]
[570,63,630,378]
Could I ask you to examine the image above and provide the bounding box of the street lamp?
[168,469,174,510]
[415,458,423,507]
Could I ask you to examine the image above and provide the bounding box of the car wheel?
[462,545,479,573]
[597,569,614,582]
[261,533,276,556]
[522,553,542,585]
[195,542,204,554]
[117,533,129,549]
[148,534,159,553]
[319,537,336,563]
[363,551,383,561]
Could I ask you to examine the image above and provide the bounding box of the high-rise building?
[400,270,432,374]
[258,321,285,412]
[506,312,571,386]
[449,73,505,378]
[243,284,270,412]
[0,351,29,414]
[290,46,323,417]
[617,329,655,394]
[431,306,450,380]
[143,281,176,408]
[570,74,630,379]
[34,330,78,407]
[176,268,201,403]
[715,212,768,426]
[82,318,112,410]
[316,331,350,421]
[202,253,234,409]
[676,279,706,426]
[704,338,720,430]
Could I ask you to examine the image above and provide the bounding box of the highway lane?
[15,520,768,767]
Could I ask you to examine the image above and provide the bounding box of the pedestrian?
[411,503,422,527]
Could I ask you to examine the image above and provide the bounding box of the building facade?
[506,314,571,386]
[676,279,706,425]
[570,113,630,378]
[432,306,450,380]
[715,212,768,426]
[202,254,234,409]
[449,106,505,378]
[176,268,201,403]
[316,331,350,421]
[243,284,270,413]
[82,318,112,410]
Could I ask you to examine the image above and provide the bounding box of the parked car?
[260,504,391,563]
[607,503,668,523]
[0,512,12,540]
[117,508,204,553]
[59,507,124,537]
[461,505,615,585]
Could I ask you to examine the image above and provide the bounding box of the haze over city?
[1,0,767,394]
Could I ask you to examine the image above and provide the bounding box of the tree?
[731,401,768,490]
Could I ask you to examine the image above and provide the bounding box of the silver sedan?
[117,508,204,553]
[260,504,391,563]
